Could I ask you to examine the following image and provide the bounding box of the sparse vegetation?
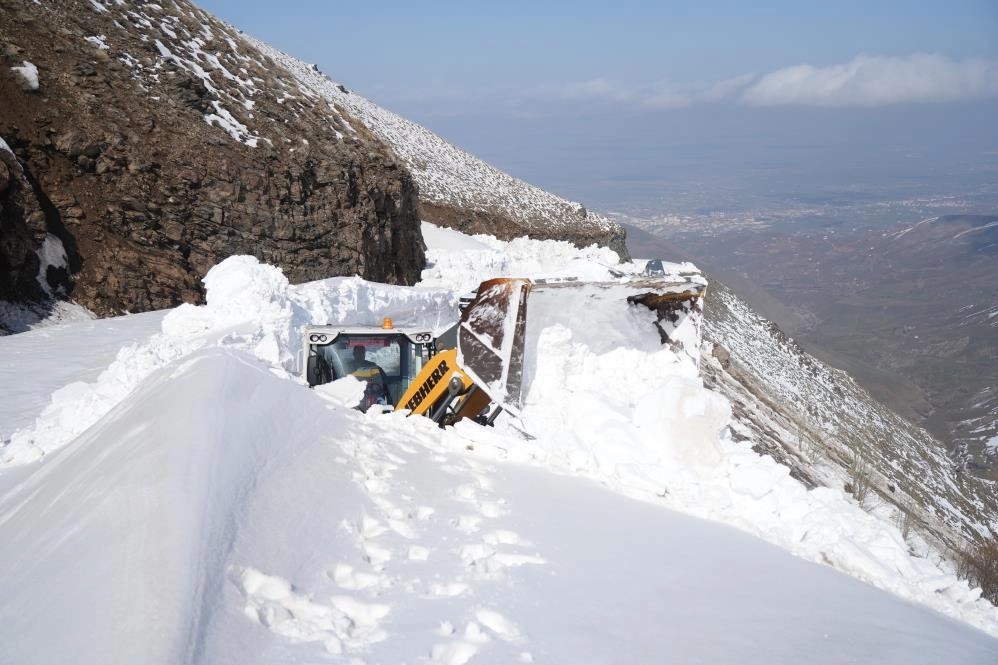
[848,448,873,505]
[894,500,914,541]
[956,537,998,604]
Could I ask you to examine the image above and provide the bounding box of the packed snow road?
[0,348,994,664]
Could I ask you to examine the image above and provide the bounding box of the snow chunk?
[205,101,259,147]
[11,61,39,90]
[85,35,109,50]
[236,566,389,653]
[35,234,69,296]
[314,375,366,409]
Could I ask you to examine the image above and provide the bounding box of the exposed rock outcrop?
[247,39,631,260]
[419,200,629,259]
[0,135,48,301]
[0,0,424,315]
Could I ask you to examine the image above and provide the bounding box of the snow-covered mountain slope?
[243,38,627,256]
[1,227,997,662]
[3,0,623,322]
[83,0,625,253]
[2,0,428,314]
[702,281,998,553]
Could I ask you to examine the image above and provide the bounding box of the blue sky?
[199,0,998,211]
[200,1,998,97]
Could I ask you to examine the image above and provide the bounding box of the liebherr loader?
[302,270,706,426]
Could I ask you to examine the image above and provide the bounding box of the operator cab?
[303,321,437,411]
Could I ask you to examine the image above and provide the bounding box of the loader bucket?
[456,277,531,412]
[457,275,706,415]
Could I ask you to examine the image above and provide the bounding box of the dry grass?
[957,537,998,604]
[847,449,873,505]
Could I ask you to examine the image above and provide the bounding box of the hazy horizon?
[198,0,998,218]
[411,101,998,216]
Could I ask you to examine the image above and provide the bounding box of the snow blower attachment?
[304,272,706,426]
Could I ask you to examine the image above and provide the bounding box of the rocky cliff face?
[247,37,631,260]
[0,0,425,315]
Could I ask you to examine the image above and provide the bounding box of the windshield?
[306,333,431,408]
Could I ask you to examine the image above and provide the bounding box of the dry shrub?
[957,537,998,604]
[848,449,873,505]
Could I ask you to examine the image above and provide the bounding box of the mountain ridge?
[0,0,623,321]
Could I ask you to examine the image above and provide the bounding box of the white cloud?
[740,54,998,107]
[699,73,757,103]
[368,54,998,117]
[534,78,692,109]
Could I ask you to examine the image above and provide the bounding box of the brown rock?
[712,344,732,369]
[54,129,89,157]
[0,0,425,316]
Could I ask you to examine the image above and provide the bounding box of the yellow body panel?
[395,348,473,415]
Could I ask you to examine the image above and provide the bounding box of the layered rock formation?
[250,40,630,260]
[0,0,424,315]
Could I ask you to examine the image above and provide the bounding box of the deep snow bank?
[420,221,702,295]
[4,347,995,664]
[0,348,375,664]
[415,225,998,637]
[0,256,455,466]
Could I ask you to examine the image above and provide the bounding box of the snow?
[987,436,998,451]
[11,60,39,90]
[85,34,109,50]
[954,220,998,239]
[0,230,997,661]
[34,234,68,295]
[0,352,995,663]
[205,100,258,147]
[0,299,97,336]
[0,310,162,439]
[0,135,13,155]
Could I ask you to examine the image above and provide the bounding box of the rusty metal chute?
[455,276,706,416]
